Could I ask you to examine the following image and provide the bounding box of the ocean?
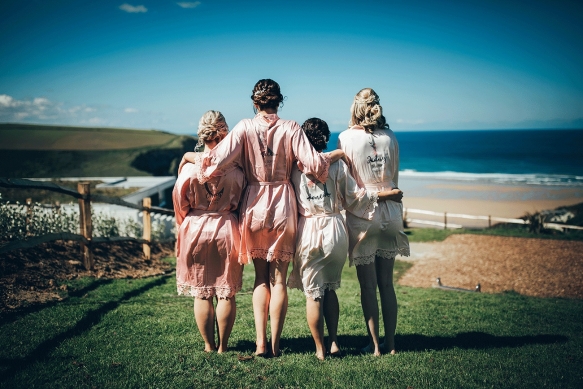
[327,129,583,187]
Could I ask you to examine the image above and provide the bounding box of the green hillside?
[0,123,197,177]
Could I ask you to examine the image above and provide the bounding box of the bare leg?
[194,297,216,352]
[306,297,325,360]
[216,296,236,353]
[376,256,397,354]
[252,258,270,355]
[323,290,340,355]
[356,262,381,356]
[268,260,289,357]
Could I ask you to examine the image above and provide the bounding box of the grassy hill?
[0,123,197,177]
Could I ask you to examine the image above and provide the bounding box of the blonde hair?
[349,88,389,133]
[197,110,228,148]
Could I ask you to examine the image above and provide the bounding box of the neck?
[204,141,218,151]
[257,107,277,115]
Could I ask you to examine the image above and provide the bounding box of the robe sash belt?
[188,210,231,217]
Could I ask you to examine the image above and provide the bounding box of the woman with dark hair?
[181,79,344,357]
[338,88,410,356]
[288,118,403,360]
[173,110,245,353]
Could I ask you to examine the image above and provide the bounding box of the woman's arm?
[378,188,403,203]
[178,152,197,174]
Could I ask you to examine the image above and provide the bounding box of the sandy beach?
[399,177,583,227]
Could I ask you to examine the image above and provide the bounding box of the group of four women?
[173,79,410,359]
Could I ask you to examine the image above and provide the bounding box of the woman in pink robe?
[173,110,246,353]
[183,79,345,357]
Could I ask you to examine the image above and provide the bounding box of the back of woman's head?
[251,79,284,110]
[197,110,228,148]
[301,118,330,152]
[349,88,389,133]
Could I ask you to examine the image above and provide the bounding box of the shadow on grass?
[0,278,114,326]
[0,274,172,383]
[395,332,568,352]
[232,332,568,357]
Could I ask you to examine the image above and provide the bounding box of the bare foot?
[315,352,325,361]
[255,343,268,357]
[380,342,396,355]
[361,343,381,356]
[204,345,217,352]
[328,341,341,357]
[217,346,228,353]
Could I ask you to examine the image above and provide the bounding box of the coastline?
[400,176,583,223]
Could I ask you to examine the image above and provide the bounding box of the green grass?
[1,259,582,388]
[406,225,583,242]
[0,123,180,150]
[0,123,197,177]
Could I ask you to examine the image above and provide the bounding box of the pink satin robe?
[173,156,246,298]
[201,113,331,263]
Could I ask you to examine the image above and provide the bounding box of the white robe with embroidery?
[288,160,377,299]
[338,126,410,266]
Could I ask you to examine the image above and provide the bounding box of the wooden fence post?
[488,215,491,228]
[444,212,447,230]
[77,182,94,270]
[25,198,33,237]
[143,197,151,259]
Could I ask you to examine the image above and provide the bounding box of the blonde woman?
[173,110,246,353]
[181,79,344,357]
[338,89,410,356]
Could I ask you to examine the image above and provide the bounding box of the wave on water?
[400,170,583,187]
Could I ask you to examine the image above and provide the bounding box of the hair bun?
[349,88,388,133]
[251,79,284,110]
[301,118,330,152]
[197,110,228,147]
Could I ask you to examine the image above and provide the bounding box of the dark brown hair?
[301,118,330,152]
[251,79,284,110]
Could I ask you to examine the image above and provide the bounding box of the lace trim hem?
[176,283,241,299]
[350,247,410,266]
[239,249,295,264]
[303,282,341,300]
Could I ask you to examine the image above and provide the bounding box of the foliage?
[0,195,78,241]
[0,194,172,242]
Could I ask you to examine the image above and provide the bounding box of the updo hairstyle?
[196,110,229,149]
[251,79,284,111]
[301,118,330,152]
[349,88,389,133]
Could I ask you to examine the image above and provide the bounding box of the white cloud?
[124,107,139,113]
[0,94,104,123]
[33,97,50,106]
[177,1,201,8]
[119,3,147,13]
[0,94,16,107]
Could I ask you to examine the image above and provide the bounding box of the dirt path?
[397,234,583,299]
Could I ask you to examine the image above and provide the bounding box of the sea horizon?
[327,128,583,187]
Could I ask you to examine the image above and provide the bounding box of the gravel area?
[398,234,583,299]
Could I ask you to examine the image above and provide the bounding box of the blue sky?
[1,0,582,134]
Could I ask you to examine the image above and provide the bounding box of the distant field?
[0,123,182,150]
[0,123,197,177]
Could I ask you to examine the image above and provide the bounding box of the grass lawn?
[405,225,583,242]
[1,256,582,389]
